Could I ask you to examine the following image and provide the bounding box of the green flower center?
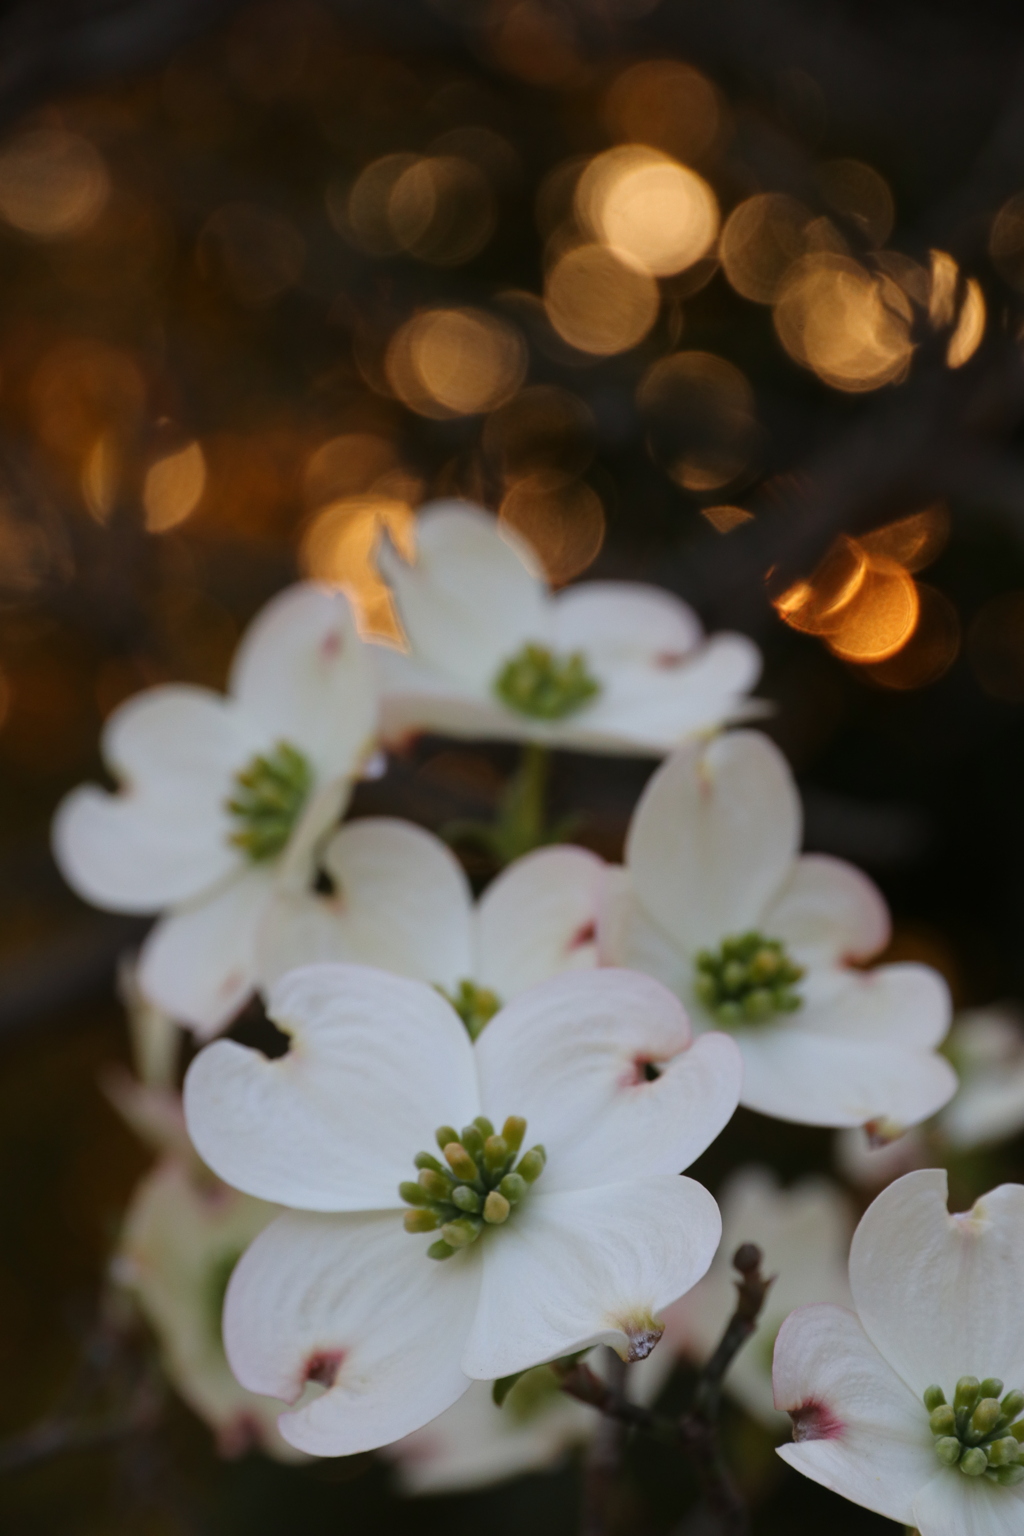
[494,643,601,720]
[437,979,502,1042]
[400,1115,546,1261]
[694,931,805,1027]
[925,1377,1024,1485]
[226,740,313,861]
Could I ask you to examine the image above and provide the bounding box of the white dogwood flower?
[257,818,605,1031]
[773,1168,1024,1533]
[374,501,761,756]
[600,729,957,1129]
[115,1158,303,1461]
[664,1167,853,1428]
[183,963,742,1457]
[52,585,377,1038]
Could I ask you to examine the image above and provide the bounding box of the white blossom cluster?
[54,501,1024,1533]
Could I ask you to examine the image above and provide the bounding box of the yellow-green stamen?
[924,1378,1024,1485]
[694,931,805,1026]
[438,979,502,1042]
[226,740,312,861]
[494,643,600,720]
[400,1115,545,1260]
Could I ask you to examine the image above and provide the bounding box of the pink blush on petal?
[790,1399,845,1442]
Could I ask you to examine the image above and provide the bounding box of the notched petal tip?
[789,1399,844,1442]
[864,1117,905,1149]
[300,1349,346,1392]
[616,1311,665,1362]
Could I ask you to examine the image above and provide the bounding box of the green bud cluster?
[924,1377,1024,1485]
[437,979,502,1042]
[694,931,805,1026]
[226,740,312,861]
[494,643,601,721]
[400,1115,546,1261]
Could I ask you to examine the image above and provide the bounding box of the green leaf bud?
[418,1169,453,1201]
[444,1143,479,1182]
[404,1208,440,1233]
[499,1172,527,1204]
[981,1378,1004,1401]
[502,1116,526,1154]
[971,1398,1002,1436]
[483,1190,511,1224]
[1002,1389,1024,1420]
[414,1151,446,1174]
[990,1464,1024,1486]
[517,1146,546,1183]
[399,1181,430,1206]
[451,1185,482,1213]
[960,1446,988,1477]
[483,1135,509,1172]
[929,1405,957,1437]
[427,1239,455,1261]
[435,1125,460,1152]
[955,1377,982,1412]
[441,1217,483,1249]
[934,1437,962,1466]
[987,1437,1021,1467]
[923,1386,947,1412]
[461,1125,485,1160]
[473,1116,495,1139]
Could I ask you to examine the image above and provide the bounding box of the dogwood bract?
[52,584,376,1038]
[374,501,761,756]
[183,963,742,1456]
[600,729,957,1129]
[773,1168,1024,1533]
[258,818,605,1029]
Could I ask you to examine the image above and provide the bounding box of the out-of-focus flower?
[258,819,604,1026]
[665,1167,853,1428]
[114,1157,303,1460]
[183,964,741,1456]
[101,956,196,1166]
[774,1169,1024,1531]
[375,501,761,756]
[834,1123,930,1190]
[52,586,377,1038]
[600,730,957,1128]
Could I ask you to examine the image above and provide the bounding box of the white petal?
[761,853,891,966]
[379,501,549,690]
[626,730,800,952]
[550,581,703,665]
[773,1304,934,1525]
[941,1065,1024,1150]
[912,1466,1024,1536]
[462,1175,722,1380]
[797,962,952,1049]
[735,1022,957,1127]
[260,819,473,990]
[139,866,275,1039]
[183,964,479,1209]
[849,1168,1024,1396]
[597,868,691,993]
[224,1209,480,1456]
[475,969,741,1192]
[475,846,606,999]
[833,1125,931,1190]
[52,686,249,911]
[229,583,377,782]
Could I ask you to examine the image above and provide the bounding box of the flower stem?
[443,743,583,866]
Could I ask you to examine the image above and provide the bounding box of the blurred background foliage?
[3,0,1024,1529]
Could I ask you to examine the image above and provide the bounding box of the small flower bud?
[722,960,746,991]
[414,1151,446,1174]
[435,1125,460,1152]
[1002,1389,1024,1421]
[960,1446,988,1477]
[742,987,775,1021]
[502,1116,526,1154]
[990,1464,1024,1486]
[715,1000,742,1025]
[404,1208,440,1233]
[427,1239,455,1261]
[444,1143,479,1182]
[934,1437,962,1466]
[484,1135,509,1172]
[987,1437,1021,1467]
[499,1172,527,1204]
[399,1181,430,1206]
[517,1146,546,1183]
[418,1169,453,1201]
[483,1191,511,1224]
[955,1377,982,1412]
[923,1386,947,1412]
[981,1377,1004,1401]
[460,1125,485,1161]
[971,1398,1002,1436]
[1012,1421,1024,1443]
[451,1185,482,1213]
[473,1116,495,1139]
[751,948,780,982]
[441,1217,483,1249]
[929,1405,957,1437]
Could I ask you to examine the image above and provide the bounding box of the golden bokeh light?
[499,476,605,585]
[817,159,894,247]
[388,155,495,266]
[719,193,813,304]
[81,434,119,524]
[304,433,400,507]
[861,584,960,689]
[990,191,1024,291]
[0,128,110,238]
[701,504,754,533]
[825,558,919,661]
[576,146,719,277]
[198,203,305,306]
[487,0,584,87]
[483,385,595,486]
[860,505,950,572]
[773,253,913,391]
[604,60,721,164]
[386,308,527,417]
[947,277,985,367]
[30,340,145,459]
[928,249,959,328]
[544,243,659,354]
[967,591,1024,701]
[337,152,419,255]
[775,537,869,636]
[300,494,414,641]
[637,351,758,492]
[143,442,207,533]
